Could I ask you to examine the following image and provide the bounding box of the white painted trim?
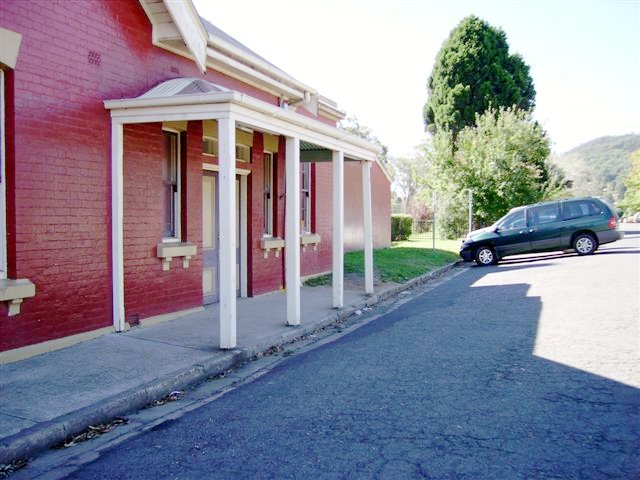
[285,136,301,326]
[218,116,237,348]
[0,70,6,279]
[104,92,379,161]
[332,150,344,308]
[240,174,248,298]
[111,120,125,331]
[263,151,274,237]
[202,162,248,299]
[362,161,374,295]
[0,27,22,69]
[163,0,208,72]
[202,163,251,176]
[162,128,181,240]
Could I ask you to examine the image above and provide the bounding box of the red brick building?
[0,0,390,360]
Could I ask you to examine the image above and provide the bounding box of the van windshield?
[496,209,526,230]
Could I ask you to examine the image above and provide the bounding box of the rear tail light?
[608,216,618,229]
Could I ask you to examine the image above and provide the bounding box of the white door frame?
[202,163,249,299]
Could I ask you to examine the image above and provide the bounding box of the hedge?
[391,214,412,241]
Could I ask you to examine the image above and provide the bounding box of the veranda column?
[111,119,125,332]
[332,150,344,308]
[285,136,300,325]
[218,116,237,348]
[362,160,374,294]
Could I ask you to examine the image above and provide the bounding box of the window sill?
[260,237,284,258]
[156,242,197,271]
[301,233,321,252]
[0,278,36,316]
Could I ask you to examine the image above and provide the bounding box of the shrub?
[391,214,413,241]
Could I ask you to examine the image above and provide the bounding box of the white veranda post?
[362,160,374,294]
[218,117,237,348]
[285,136,301,325]
[111,120,125,332]
[332,150,344,308]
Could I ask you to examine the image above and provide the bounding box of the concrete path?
[0,263,458,465]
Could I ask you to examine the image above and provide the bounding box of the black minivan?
[460,197,623,265]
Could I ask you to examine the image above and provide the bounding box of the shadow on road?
[62,263,640,480]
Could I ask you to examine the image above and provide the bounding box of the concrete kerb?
[0,351,239,465]
[0,260,463,465]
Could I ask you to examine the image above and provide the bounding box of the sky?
[192,0,640,157]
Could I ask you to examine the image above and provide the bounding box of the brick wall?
[0,0,281,351]
[301,163,333,276]
[344,161,392,251]
[122,122,203,321]
[0,0,391,352]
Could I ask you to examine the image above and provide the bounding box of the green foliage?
[550,134,640,203]
[303,274,332,287]
[344,247,459,283]
[340,116,389,166]
[618,150,640,215]
[425,107,553,237]
[424,15,535,134]
[391,214,413,241]
[304,242,459,286]
[389,155,428,214]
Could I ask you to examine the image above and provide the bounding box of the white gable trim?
[163,0,207,72]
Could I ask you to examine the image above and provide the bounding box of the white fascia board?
[206,36,316,99]
[319,101,346,122]
[205,47,302,100]
[104,91,238,110]
[163,0,208,72]
[0,27,22,69]
[104,91,380,160]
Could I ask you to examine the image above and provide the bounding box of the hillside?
[550,134,640,203]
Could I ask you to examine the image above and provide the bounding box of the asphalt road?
[28,226,640,479]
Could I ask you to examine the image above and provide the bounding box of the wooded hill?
[551,134,640,203]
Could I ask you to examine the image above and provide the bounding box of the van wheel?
[475,246,497,265]
[573,233,597,255]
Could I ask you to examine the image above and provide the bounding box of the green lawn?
[305,237,461,286]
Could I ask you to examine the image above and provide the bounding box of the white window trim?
[1,69,7,279]
[162,128,181,243]
[235,143,250,163]
[263,150,274,237]
[301,162,312,234]
[202,135,218,157]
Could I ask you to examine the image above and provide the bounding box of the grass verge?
[305,237,461,286]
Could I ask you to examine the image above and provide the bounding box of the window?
[202,136,218,157]
[562,200,602,220]
[236,144,250,162]
[263,152,273,236]
[497,209,526,230]
[300,162,312,234]
[0,69,6,278]
[162,130,180,240]
[528,203,559,226]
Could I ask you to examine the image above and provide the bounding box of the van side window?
[528,203,560,225]
[562,200,601,220]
